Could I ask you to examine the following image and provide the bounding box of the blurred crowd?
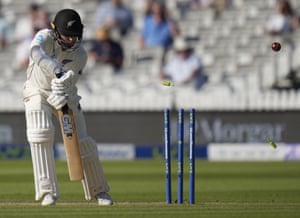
[265,0,300,90]
[0,0,300,91]
[0,2,50,70]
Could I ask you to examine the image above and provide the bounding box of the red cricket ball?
[272,42,281,52]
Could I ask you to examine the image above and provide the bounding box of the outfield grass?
[0,159,299,218]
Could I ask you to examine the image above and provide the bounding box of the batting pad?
[30,142,59,200]
[26,110,59,200]
[26,110,54,143]
[79,137,110,200]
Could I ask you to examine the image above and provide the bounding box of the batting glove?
[47,93,68,110]
[52,70,76,95]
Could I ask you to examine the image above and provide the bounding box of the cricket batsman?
[23,9,113,206]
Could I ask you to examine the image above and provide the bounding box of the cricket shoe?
[96,192,113,206]
[41,193,56,206]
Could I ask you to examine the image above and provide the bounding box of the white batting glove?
[52,70,76,95]
[47,93,68,110]
[51,79,72,95]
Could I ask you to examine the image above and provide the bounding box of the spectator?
[14,3,50,44]
[142,0,153,16]
[0,2,14,50]
[267,0,300,90]
[92,0,134,37]
[14,3,50,70]
[88,25,124,73]
[139,0,179,50]
[160,37,207,90]
[266,0,299,36]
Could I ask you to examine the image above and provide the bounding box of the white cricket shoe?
[41,193,56,206]
[96,193,113,206]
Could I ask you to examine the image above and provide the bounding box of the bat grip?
[55,71,64,79]
[61,104,69,113]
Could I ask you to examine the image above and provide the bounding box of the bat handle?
[61,104,69,113]
[55,71,64,79]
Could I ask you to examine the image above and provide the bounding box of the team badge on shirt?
[36,34,44,42]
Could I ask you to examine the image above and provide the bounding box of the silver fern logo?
[67,20,76,28]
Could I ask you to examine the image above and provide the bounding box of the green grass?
[0,160,299,218]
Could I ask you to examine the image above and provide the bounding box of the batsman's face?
[60,35,78,48]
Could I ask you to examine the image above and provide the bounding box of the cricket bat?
[56,72,83,181]
[58,104,84,181]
